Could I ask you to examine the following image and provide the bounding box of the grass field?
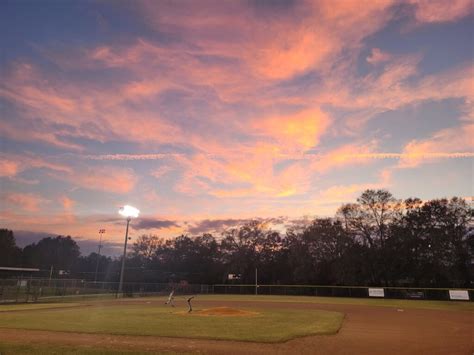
[0,300,343,343]
[192,294,474,311]
[16,292,474,311]
[0,294,472,354]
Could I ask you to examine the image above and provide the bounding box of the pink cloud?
[135,0,396,81]
[58,195,76,223]
[60,196,75,211]
[1,59,183,150]
[318,183,381,204]
[0,159,20,177]
[252,108,331,151]
[367,48,392,65]
[309,142,379,173]
[67,167,138,194]
[409,0,473,23]
[337,59,472,134]
[151,166,173,179]
[1,152,138,195]
[0,153,73,179]
[0,0,472,227]
[2,192,49,212]
[399,124,474,168]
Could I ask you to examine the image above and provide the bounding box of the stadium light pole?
[117,205,139,298]
[94,229,106,282]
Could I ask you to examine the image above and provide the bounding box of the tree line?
[1,190,472,287]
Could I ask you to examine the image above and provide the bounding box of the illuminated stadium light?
[118,205,140,219]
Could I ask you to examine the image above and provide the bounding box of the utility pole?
[255,267,258,295]
[117,205,139,298]
[117,218,131,297]
[49,265,53,287]
[94,229,105,282]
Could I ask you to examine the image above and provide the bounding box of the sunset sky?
[1,0,473,254]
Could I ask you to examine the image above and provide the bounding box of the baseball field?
[0,294,472,354]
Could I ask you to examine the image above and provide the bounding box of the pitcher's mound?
[177,307,259,317]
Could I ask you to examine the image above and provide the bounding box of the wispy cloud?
[398,124,474,168]
[81,151,474,161]
[2,192,49,212]
[408,0,473,24]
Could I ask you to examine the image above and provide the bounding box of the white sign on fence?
[368,288,385,297]
[448,290,469,301]
[17,280,27,287]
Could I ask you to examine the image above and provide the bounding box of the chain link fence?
[0,278,212,304]
[1,279,471,303]
[212,284,474,301]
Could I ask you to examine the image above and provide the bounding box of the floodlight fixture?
[119,205,140,219]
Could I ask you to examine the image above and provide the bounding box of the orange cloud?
[318,183,380,204]
[135,0,396,82]
[399,124,474,168]
[1,152,139,194]
[250,25,335,80]
[172,147,310,199]
[0,159,20,177]
[60,196,75,211]
[0,153,73,179]
[310,142,378,173]
[1,59,183,150]
[70,167,138,194]
[252,108,331,151]
[58,195,76,223]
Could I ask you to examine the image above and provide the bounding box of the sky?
[0,0,473,255]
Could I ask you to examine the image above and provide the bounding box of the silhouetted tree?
[22,235,80,271]
[132,234,163,262]
[3,191,471,288]
[0,229,21,266]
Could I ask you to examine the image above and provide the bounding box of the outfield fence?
[0,278,211,304]
[0,278,472,303]
[213,284,474,301]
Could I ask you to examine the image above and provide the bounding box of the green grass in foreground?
[0,342,183,355]
[188,294,474,311]
[0,304,343,343]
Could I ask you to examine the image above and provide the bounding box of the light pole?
[255,267,258,295]
[117,205,140,298]
[94,229,106,282]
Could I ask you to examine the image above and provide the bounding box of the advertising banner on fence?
[368,288,385,297]
[448,290,469,300]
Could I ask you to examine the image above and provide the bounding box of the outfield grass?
[190,294,474,311]
[3,293,471,312]
[0,304,343,343]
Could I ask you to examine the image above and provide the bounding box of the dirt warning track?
[0,299,472,354]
